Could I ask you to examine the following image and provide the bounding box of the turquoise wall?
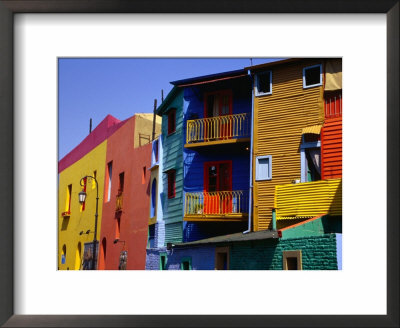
[281,216,342,239]
[229,234,338,270]
[161,89,184,243]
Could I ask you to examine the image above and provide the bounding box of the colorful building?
[147,216,341,270]
[148,135,165,249]
[177,69,252,241]
[147,58,343,270]
[247,58,342,231]
[155,86,185,244]
[58,113,161,270]
[98,114,161,270]
[146,70,253,269]
[58,115,126,270]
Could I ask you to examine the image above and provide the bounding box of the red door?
[204,91,232,140]
[204,161,232,214]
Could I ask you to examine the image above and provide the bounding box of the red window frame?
[203,90,233,118]
[167,109,176,135]
[203,161,232,192]
[167,169,176,199]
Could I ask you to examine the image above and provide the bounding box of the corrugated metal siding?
[253,60,324,231]
[321,117,342,180]
[274,178,342,219]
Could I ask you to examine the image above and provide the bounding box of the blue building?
[172,69,253,242]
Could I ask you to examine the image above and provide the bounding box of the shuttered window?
[167,170,176,199]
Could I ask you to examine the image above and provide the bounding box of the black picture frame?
[0,1,398,327]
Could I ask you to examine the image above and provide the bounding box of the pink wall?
[59,115,127,173]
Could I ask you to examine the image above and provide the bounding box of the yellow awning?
[302,124,322,135]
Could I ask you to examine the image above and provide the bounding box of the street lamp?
[79,175,99,270]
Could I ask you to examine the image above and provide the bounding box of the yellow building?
[248,59,326,231]
[58,140,107,270]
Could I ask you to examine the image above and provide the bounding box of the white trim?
[255,155,272,181]
[303,64,322,89]
[254,71,272,96]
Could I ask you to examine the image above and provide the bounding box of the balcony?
[185,113,250,148]
[115,193,123,212]
[274,178,342,220]
[324,94,342,119]
[184,190,249,221]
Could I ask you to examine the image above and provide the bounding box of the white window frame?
[303,64,323,89]
[255,155,272,181]
[255,71,272,96]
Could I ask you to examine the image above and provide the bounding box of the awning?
[302,124,322,135]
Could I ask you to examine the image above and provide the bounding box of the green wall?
[229,234,338,270]
[281,216,342,239]
[161,89,184,243]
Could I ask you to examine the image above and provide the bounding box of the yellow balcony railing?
[185,190,249,217]
[116,193,123,212]
[186,113,250,144]
[274,178,342,220]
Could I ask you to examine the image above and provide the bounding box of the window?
[204,90,232,118]
[147,224,155,249]
[65,184,72,213]
[300,140,321,183]
[204,161,232,192]
[215,246,229,270]
[152,139,159,165]
[168,109,176,135]
[99,238,107,270]
[118,172,124,194]
[303,64,322,88]
[255,156,272,181]
[142,166,146,184]
[150,179,157,218]
[167,169,176,199]
[180,257,192,270]
[283,250,302,270]
[160,253,167,270]
[255,71,272,96]
[106,161,112,202]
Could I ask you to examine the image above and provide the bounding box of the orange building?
[98,114,161,270]
[247,58,342,231]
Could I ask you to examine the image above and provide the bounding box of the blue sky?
[58,58,281,159]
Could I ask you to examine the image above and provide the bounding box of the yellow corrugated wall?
[253,60,324,230]
[274,178,342,219]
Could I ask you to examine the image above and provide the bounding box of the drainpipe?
[243,71,254,234]
[272,208,277,230]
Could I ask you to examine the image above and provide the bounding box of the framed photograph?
[0,1,398,327]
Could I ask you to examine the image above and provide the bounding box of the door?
[204,161,232,214]
[204,91,232,140]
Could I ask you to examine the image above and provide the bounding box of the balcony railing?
[116,193,123,212]
[184,190,249,219]
[274,178,342,220]
[186,113,250,144]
